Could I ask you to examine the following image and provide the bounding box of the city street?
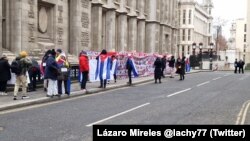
[0,72,250,141]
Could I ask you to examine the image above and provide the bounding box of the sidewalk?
[0,70,203,112]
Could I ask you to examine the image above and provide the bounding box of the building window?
[183,10,186,24]
[188,10,192,24]
[188,29,191,41]
[182,29,186,41]
[209,23,211,34]
[188,46,190,54]
[244,34,247,42]
[244,24,247,32]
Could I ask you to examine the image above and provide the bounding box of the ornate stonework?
[58,5,63,23]
[28,0,35,18]
[58,27,64,45]
[81,32,89,47]
[81,12,89,29]
[38,7,48,33]
[29,23,35,42]
[81,0,89,8]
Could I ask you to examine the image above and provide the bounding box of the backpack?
[10,60,22,75]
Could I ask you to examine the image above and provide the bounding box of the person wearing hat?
[44,49,59,97]
[12,51,32,100]
[0,54,11,95]
[79,51,89,91]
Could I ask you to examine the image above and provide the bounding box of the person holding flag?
[126,54,139,86]
[95,49,112,89]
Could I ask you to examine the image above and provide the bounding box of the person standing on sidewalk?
[126,54,138,86]
[41,50,51,92]
[95,49,112,88]
[56,49,70,95]
[12,51,32,100]
[111,55,118,83]
[161,55,167,78]
[234,59,238,74]
[0,54,11,95]
[176,56,186,81]
[154,57,162,84]
[45,50,59,97]
[79,51,89,92]
[28,57,40,92]
[238,59,245,74]
[168,56,176,78]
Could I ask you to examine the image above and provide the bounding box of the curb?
[0,71,205,112]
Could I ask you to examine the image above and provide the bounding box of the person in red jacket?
[79,51,89,91]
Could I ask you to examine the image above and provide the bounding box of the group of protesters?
[234,59,245,74]
[0,48,189,100]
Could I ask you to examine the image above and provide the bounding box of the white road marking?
[167,88,192,98]
[86,103,150,127]
[236,100,250,125]
[197,81,210,87]
[212,77,222,81]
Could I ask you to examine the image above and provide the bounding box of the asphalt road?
[0,72,250,141]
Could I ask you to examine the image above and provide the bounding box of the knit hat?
[20,51,28,58]
[56,49,62,54]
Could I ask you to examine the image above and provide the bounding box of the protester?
[176,56,186,81]
[238,59,245,74]
[154,57,162,84]
[161,55,167,78]
[168,56,176,78]
[44,49,59,97]
[234,59,238,74]
[28,57,40,92]
[41,50,51,92]
[95,49,112,88]
[56,49,70,95]
[111,55,118,83]
[79,51,89,91]
[0,54,11,95]
[11,51,32,100]
[126,54,138,85]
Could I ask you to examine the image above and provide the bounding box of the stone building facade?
[0,0,179,61]
[178,0,213,56]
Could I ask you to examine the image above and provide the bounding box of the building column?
[145,0,157,53]
[128,17,137,52]
[137,0,145,52]
[127,0,137,52]
[10,0,22,54]
[117,13,127,52]
[116,0,127,52]
[91,2,103,51]
[69,0,81,55]
[105,9,116,52]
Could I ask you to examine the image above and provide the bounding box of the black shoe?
[98,86,103,88]
[44,88,47,92]
[13,96,17,100]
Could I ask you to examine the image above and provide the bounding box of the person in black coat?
[234,59,238,74]
[238,59,245,74]
[0,54,11,95]
[161,55,167,78]
[154,57,162,84]
[176,57,186,81]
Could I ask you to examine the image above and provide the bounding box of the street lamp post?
[192,43,196,55]
[199,43,203,70]
[209,43,214,70]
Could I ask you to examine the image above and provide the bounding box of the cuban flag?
[127,57,139,77]
[111,59,118,76]
[95,55,112,80]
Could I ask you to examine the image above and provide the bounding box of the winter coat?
[161,58,167,68]
[169,58,175,68]
[0,58,11,81]
[154,59,162,79]
[45,56,59,80]
[79,55,89,72]
[176,59,185,75]
[15,57,32,76]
